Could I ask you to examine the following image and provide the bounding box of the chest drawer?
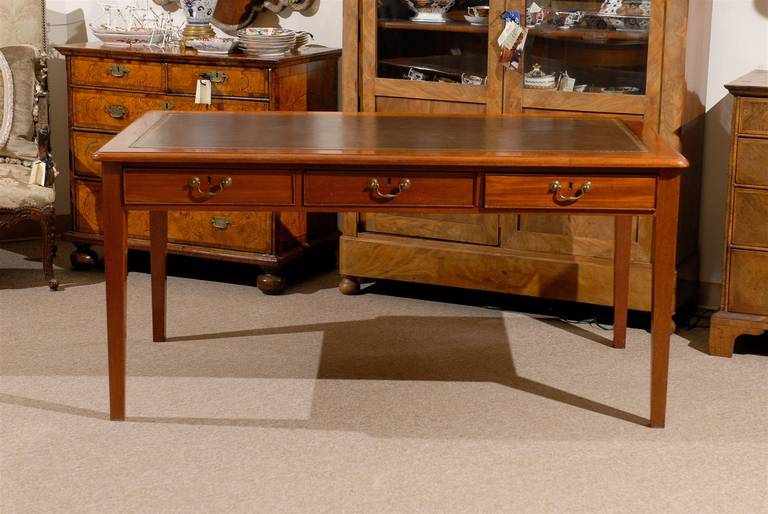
[74,179,272,252]
[71,89,268,131]
[484,174,657,211]
[738,98,768,136]
[736,138,768,186]
[728,249,768,315]
[167,64,269,98]
[72,131,112,177]
[732,189,768,248]
[303,172,477,208]
[69,57,165,92]
[123,169,295,206]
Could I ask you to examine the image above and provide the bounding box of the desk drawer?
[738,98,768,136]
[69,57,165,92]
[484,174,656,211]
[167,64,269,98]
[124,169,295,206]
[303,172,477,208]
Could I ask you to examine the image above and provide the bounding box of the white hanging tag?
[195,79,212,105]
[498,20,522,50]
[28,160,47,186]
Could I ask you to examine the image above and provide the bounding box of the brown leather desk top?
[95,111,688,170]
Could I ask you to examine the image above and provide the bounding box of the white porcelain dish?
[186,37,238,54]
[463,15,488,26]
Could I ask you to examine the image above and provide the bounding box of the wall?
[697,0,768,307]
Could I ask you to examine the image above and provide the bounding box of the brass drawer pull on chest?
[187,175,233,198]
[106,65,129,78]
[210,216,233,230]
[105,105,128,119]
[199,71,228,84]
[549,180,592,202]
[367,177,411,199]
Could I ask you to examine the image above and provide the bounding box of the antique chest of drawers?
[709,70,768,356]
[56,43,341,293]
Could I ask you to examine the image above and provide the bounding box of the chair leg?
[40,207,58,290]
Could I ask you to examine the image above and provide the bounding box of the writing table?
[93,111,688,427]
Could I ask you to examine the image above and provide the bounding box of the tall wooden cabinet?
[340,0,699,311]
[57,44,341,293]
[709,70,768,357]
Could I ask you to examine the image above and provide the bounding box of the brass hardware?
[162,101,174,110]
[187,176,233,198]
[106,65,129,78]
[105,104,128,119]
[199,71,228,84]
[549,180,592,202]
[367,177,412,199]
[210,216,233,230]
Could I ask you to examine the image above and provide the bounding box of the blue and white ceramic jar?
[181,0,219,26]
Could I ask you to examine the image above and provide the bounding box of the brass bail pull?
[187,176,233,198]
[549,180,592,202]
[367,178,412,199]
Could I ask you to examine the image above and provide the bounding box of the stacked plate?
[294,31,313,49]
[237,27,297,57]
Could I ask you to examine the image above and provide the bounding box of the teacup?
[467,5,490,18]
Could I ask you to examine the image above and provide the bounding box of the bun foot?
[339,276,361,295]
[70,244,98,271]
[257,270,285,295]
[48,279,59,291]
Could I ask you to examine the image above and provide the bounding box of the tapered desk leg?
[649,170,681,428]
[613,216,632,349]
[102,164,128,421]
[150,211,168,343]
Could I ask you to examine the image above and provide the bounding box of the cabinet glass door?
[523,1,651,96]
[375,0,491,86]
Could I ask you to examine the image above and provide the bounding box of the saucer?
[464,15,489,26]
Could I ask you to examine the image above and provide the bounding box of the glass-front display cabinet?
[356,0,505,114]
[341,0,697,314]
[519,0,659,119]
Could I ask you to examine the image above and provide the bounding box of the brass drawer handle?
[367,178,411,199]
[105,105,128,119]
[106,65,129,78]
[199,71,228,84]
[187,176,233,198]
[549,180,592,202]
[210,216,233,230]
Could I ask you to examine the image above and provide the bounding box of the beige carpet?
[1,240,766,513]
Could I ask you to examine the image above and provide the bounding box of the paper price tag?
[28,160,47,186]
[497,20,522,50]
[195,79,212,105]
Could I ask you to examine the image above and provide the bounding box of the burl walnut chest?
[56,43,341,293]
[709,70,768,356]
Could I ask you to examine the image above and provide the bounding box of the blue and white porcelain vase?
[181,0,218,40]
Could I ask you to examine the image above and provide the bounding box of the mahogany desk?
[93,111,687,427]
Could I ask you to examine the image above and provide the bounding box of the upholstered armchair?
[0,1,58,290]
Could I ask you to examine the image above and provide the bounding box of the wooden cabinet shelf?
[378,18,488,34]
[528,25,649,43]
